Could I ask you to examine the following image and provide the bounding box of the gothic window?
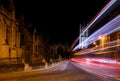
[35,46,37,51]
[20,35,24,47]
[35,33,37,41]
[6,26,8,44]
[3,18,6,23]
[26,45,30,51]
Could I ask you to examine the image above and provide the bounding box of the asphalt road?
[0,60,119,81]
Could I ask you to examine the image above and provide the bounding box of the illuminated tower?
[79,23,88,44]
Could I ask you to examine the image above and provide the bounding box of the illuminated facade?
[79,23,88,44]
[0,0,23,70]
[0,0,51,71]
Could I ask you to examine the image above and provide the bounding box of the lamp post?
[93,42,97,47]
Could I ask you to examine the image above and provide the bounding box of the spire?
[9,0,14,12]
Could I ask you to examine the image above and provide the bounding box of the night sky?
[14,0,109,45]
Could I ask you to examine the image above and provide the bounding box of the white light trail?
[72,0,120,51]
[74,39,120,55]
[73,14,120,51]
[81,0,117,36]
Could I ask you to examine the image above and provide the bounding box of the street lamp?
[98,35,105,48]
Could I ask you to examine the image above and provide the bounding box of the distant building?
[79,23,88,48]
[50,43,69,61]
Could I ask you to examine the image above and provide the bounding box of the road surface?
[0,60,119,81]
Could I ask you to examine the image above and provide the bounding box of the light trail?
[80,0,117,36]
[73,14,120,51]
[74,39,120,55]
[71,57,120,80]
[71,57,120,71]
[71,0,118,51]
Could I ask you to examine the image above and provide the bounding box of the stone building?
[0,0,23,71]
[18,16,46,69]
[30,28,44,64]
[0,0,50,71]
[17,16,32,65]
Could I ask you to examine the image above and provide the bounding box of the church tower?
[79,23,88,48]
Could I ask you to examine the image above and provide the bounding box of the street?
[0,60,119,81]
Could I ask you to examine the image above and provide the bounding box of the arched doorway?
[56,45,65,59]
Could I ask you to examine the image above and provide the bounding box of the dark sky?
[14,0,109,45]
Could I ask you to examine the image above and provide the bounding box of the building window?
[35,33,37,41]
